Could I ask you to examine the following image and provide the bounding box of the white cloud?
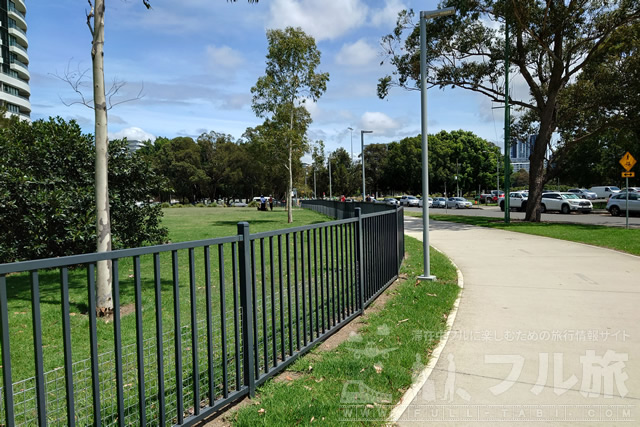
[110,127,156,142]
[370,0,406,28]
[267,0,368,41]
[206,45,245,71]
[359,111,400,136]
[336,39,378,67]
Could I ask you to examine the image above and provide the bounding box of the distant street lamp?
[313,167,317,199]
[419,6,455,281]
[361,130,373,200]
[328,152,333,199]
[348,127,354,161]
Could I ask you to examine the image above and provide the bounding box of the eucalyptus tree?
[378,0,639,221]
[251,26,330,222]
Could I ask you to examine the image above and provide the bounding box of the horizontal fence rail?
[0,207,403,426]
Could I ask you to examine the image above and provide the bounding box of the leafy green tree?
[251,26,330,222]
[155,137,208,203]
[379,0,639,220]
[328,148,358,197]
[363,143,389,197]
[384,136,422,195]
[0,117,167,264]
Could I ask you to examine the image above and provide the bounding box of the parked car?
[606,192,640,216]
[384,197,399,206]
[418,197,433,208]
[400,195,420,207]
[446,197,473,209]
[499,191,528,212]
[540,192,592,214]
[490,190,505,203]
[589,186,621,199]
[619,187,640,193]
[567,188,597,200]
[432,197,446,208]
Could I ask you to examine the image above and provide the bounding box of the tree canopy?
[379,0,640,220]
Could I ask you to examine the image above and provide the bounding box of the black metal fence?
[300,199,394,220]
[0,208,403,426]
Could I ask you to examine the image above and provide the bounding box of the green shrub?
[248,200,258,207]
[195,203,205,207]
[208,202,218,207]
[161,202,171,208]
[171,203,184,208]
[0,117,168,263]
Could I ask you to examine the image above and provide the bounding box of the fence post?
[395,205,401,271]
[355,208,365,312]
[237,222,256,397]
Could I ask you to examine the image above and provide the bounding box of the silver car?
[432,197,446,208]
[446,197,472,209]
[384,197,399,206]
[567,188,597,200]
[606,192,640,216]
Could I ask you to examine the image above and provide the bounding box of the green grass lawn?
[1,206,333,425]
[406,212,640,256]
[233,236,459,426]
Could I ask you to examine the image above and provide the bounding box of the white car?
[540,192,592,214]
[606,192,640,216]
[589,186,621,199]
[418,197,433,208]
[384,197,399,206]
[446,197,472,209]
[567,188,598,200]
[400,195,420,207]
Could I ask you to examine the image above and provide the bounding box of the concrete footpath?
[395,217,640,426]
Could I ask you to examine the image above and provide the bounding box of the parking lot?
[406,204,640,227]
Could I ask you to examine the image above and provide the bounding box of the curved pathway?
[396,217,640,425]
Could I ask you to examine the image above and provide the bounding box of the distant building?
[510,134,537,173]
[127,139,145,152]
[0,0,30,120]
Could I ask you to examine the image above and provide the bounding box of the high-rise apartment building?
[510,134,537,173]
[0,0,30,120]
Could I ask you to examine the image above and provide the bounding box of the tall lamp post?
[328,153,333,199]
[348,127,354,161]
[361,130,373,200]
[419,6,455,281]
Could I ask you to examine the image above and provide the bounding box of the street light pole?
[361,130,373,201]
[419,6,455,281]
[313,167,317,199]
[349,127,354,161]
[328,153,332,199]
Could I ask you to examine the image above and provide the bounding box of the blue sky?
[27,0,507,158]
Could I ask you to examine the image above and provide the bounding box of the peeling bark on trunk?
[93,0,113,315]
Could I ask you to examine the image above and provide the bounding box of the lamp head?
[421,7,455,19]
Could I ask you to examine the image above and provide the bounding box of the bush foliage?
[0,117,167,263]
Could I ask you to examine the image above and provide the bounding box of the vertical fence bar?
[112,259,125,426]
[87,264,101,426]
[232,242,241,391]
[132,257,147,425]
[153,254,165,427]
[0,275,14,426]
[218,245,228,398]
[237,222,255,397]
[60,268,76,426]
[330,225,336,326]
[250,242,259,378]
[269,237,277,368]
[356,208,365,312]
[278,235,285,362]
[340,224,346,320]
[306,230,313,342]
[204,246,215,404]
[300,232,307,346]
[286,235,293,356]
[349,223,355,314]
[319,228,325,334]
[260,239,268,374]
[189,248,200,415]
[313,229,319,339]
[324,227,330,328]
[171,251,184,425]
[293,233,300,350]
[30,271,47,426]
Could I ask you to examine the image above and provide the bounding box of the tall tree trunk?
[93,0,113,315]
